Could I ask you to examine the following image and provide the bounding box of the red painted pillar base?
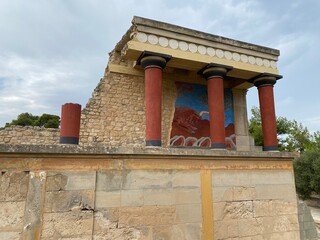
[139,52,171,147]
[60,103,81,144]
[253,74,282,151]
[201,64,232,149]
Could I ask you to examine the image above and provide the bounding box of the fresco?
[170,82,236,149]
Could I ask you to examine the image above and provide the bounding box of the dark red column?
[139,52,171,147]
[201,64,232,149]
[60,103,81,144]
[253,74,282,151]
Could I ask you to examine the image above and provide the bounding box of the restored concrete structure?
[0,16,315,239]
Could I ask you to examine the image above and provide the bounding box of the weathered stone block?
[118,206,175,227]
[46,173,68,191]
[0,232,21,240]
[213,202,226,221]
[223,201,253,219]
[95,191,121,209]
[253,200,273,217]
[94,210,149,239]
[175,204,202,223]
[255,184,296,201]
[122,170,172,190]
[233,186,256,201]
[64,171,96,190]
[238,218,263,237]
[0,201,25,229]
[212,186,233,202]
[172,171,200,189]
[172,223,201,240]
[174,189,201,204]
[121,190,144,207]
[41,211,93,238]
[251,170,294,186]
[44,190,94,212]
[264,231,300,240]
[96,171,122,191]
[212,170,252,187]
[144,189,173,206]
[214,219,238,239]
[152,225,173,240]
[0,171,29,201]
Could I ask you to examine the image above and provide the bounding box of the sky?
[0,0,320,132]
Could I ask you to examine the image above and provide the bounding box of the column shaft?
[207,77,226,148]
[145,67,162,146]
[60,103,81,144]
[258,85,278,150]
[139,52,171,147]
[200,64,232,149]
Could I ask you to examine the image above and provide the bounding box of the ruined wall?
[0,126,59,145]
[0,147,301,240]
[79,51,177,147]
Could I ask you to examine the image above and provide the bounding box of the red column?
[60,103,81,144]
[201,64,232,149]
[140,53,171,146]
[253,74,282,151]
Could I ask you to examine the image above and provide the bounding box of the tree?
[249,106,312,152]
[4,112,60,129]
[294,151,320,199]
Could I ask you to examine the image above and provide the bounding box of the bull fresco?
[170,82,236,149]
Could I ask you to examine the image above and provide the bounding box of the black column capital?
[198,63,233,80]
[137,51,172,69]
[251,73,282,88]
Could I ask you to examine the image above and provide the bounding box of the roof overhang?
[116,16,281,88]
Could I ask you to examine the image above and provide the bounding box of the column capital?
[137,51,171,69]
[251,73,282,88]
[199,63,233,80]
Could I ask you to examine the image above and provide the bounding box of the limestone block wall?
[0,172,29,240]
[0,126,59,145]
[0,147,301,240]
[79,51,177,147]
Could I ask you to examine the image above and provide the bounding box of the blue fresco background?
[175,82,234,126]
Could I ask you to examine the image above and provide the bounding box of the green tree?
[4,112,60,129]
[249,107,312,152]
[35,114,60,128]
[294,151,320,199]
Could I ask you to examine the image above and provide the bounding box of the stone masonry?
[0,126,59,145]
[0,145,302,240]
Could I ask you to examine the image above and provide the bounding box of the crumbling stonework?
[79,50,177,147]
[0,126,59,145]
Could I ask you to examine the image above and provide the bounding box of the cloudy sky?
[1,0,320,132]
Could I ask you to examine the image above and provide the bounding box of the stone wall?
[0,126,59,145]
[0,171,29,239]
[79,50,178,147]
[298,199,319,240]
[0,146,301,240]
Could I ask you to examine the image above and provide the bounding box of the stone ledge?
[0,144,299,159]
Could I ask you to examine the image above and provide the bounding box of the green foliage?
[249,107,313,152]
[35,114,60,128]
[248,106,263,146]
[4,112,60,129]
[294,151,320,199]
